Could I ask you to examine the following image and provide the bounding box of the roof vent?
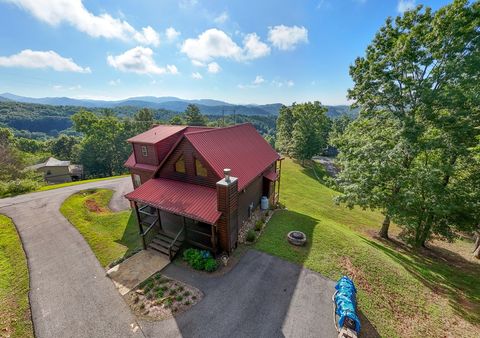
[224,168,231,182]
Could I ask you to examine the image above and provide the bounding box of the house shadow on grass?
[361,236,480,325]
[115,211,143,258]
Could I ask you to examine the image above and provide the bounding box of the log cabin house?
[124,123,282,260]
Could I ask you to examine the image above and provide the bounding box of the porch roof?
[125,178,221,225]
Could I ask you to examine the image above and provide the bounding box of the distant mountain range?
[0,92,358,118]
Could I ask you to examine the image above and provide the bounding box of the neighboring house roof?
[125,178,221,224]
[263,169,279,182]
[184,123,281,190]
[27,157,71,170]
[127,125,186,144]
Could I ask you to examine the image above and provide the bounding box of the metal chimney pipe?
[224,168,231,183]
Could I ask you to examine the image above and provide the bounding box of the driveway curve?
[0,177,145,338]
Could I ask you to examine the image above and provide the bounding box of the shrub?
[255,220,263,231]
[204,258,218,272]
[154,273,162,280]
[246,230,256,242]
[183,291,191,297]
[178,286,185,292]
[185,300,191,306]
[156,290,164,298]
[175,295,183,302]
[169,288,177,296]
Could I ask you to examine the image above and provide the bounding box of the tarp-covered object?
[334,276,361,333]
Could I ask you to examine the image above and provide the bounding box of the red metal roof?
[127,125,186,144]
[125,178,221,224]
[185,123,280,190]
[124,153,157,172]
[264,169,279,181]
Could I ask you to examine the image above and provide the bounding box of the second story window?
[195,158,207,177]
[141,145,148,157]
[175,155,186,173]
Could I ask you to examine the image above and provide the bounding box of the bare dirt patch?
[85,199,107,213]
[125,272,202,321]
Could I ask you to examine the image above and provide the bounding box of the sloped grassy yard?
[255,158,480,338]
[60,189,141,267]
[0,215,33,338]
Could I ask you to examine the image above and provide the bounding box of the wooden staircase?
[148,229,184,261]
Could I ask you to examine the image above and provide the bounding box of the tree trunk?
[379,215,390,239]
[473,230,480,259]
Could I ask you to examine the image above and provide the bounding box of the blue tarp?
[334,276,361,333]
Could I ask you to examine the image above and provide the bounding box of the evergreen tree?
[184,104,207,126]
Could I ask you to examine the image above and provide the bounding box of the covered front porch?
[125,178,222,260]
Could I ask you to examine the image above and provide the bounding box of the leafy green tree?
[72,111,134,177]
[184,104,207,126]
[133,108,155,133]
[49,134,79,161]
[338,0,480,246]
[290,102,330,164]
[275,105,295,155]
[169,115,185,125]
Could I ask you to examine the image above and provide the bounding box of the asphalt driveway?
[0,179,338,338]
[0,177,143,338]
[141,250,337,338]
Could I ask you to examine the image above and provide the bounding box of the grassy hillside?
[255,158,480,338]
[0,215,33,337]
[60,189,141,267]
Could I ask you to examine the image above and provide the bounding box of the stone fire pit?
[287,231,307,246]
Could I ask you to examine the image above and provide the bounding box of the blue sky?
[0,0,451,105]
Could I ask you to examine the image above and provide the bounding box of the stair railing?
[169,226,185,260]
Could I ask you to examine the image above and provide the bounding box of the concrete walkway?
[107,250,169,296]
[0,177,145,338]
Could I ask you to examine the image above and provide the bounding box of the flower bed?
[125,272,202,320]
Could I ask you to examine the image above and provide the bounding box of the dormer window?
[195,158,207,177]
[175,155,186,173]
[141,146,148,157]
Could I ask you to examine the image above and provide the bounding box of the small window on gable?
[195,158,208,177]
[141,145,148,157]
[175,155,186,173]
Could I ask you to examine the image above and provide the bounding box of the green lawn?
[0,215,33,338]
[255,158,480,338]
[37,174,129,192]
[60,189,141,267]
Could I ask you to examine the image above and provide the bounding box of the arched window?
[174,155,186,173]
[195,158,207,177]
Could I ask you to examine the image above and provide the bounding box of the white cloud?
[6,0,160,46]
[268,25,308,50]
[253,75,265,85]
[191,60,205,67]
[242,33,271,60]
[397,0,415,13]
[165,27,180,41]
[179,0,198,9]
[181,28,270,62]
[107,47,178,75]
[0,49,91,73]
[108,79,121,86]
[191,72,202,79]
[272,79,294,87]
[207,62,221,73]
[214,11,229,24]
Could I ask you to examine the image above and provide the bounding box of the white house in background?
[28,157,84,183]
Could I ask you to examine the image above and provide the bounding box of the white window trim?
[141,145,148,157]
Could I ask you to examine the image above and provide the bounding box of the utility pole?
[233,108,236,125]
[222,108,225,127]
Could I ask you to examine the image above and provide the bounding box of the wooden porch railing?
[169,226,185,260]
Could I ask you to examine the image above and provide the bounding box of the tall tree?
[275,105,295,155]
[184,104,207,126]
[49,135,79,161]
[72,111,135,177]
[290,102,330,164]
[133,108,155,133]
[337,0,480,245]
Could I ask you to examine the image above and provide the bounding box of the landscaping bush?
[255,220,263,231]
[182,248,218,272]
[204,257,218,272]
[246,229,256,242]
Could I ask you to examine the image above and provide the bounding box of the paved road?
[0,177,145,338]
[1,178,338,338]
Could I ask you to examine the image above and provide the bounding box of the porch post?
[277,159,283,205]
[182,216,187,242]
[133,201,146,250]
[157,208,162,231]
